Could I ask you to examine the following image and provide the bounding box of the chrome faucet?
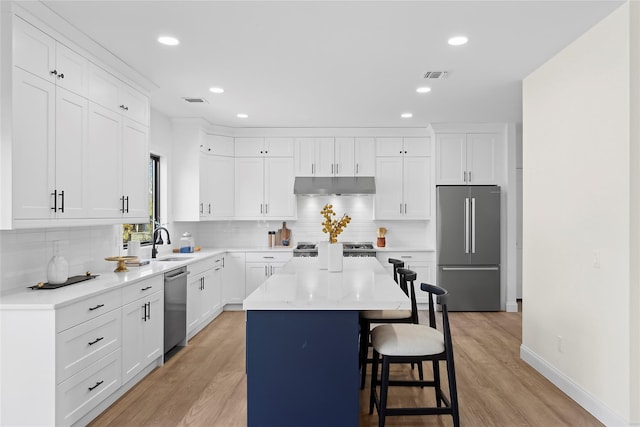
[151,226,171,259]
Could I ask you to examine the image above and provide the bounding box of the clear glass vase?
[47,241,69,284]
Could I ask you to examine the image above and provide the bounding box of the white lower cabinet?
[223,252,246,305]
[121,276,164,384]
[245,252,292,297]
[377,251,436,304]
[187,256,224,339]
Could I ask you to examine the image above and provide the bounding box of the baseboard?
[520,344,629,427]
[505,301,519,312]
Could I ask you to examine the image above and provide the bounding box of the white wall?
[522,2,637,425]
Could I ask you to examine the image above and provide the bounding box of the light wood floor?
[89,308,603,427]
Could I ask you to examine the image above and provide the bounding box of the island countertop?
[242,257,410,311]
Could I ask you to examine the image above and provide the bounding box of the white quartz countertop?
[0,250,226,310]
[242,257,410,311]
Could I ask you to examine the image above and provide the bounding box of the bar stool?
[359,265,419,390]
[369,283,459,427]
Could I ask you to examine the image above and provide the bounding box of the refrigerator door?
[436,186,471,265]
[469,186,501,265]
[437,266,500,311]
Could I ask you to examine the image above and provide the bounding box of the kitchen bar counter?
[244,257,409,427]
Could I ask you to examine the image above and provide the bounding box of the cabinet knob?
[49,69,57,76]
[58,73,64,79]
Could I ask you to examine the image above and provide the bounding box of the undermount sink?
[156,256,193,262]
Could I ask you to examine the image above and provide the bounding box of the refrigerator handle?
[471,197,476,254]
[464,197,470,254]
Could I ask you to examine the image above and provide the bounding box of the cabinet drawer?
[188,257,218,276]
[245,252,292,263]
[57,289,121,332]
[122,275,163,305]
[378,251,434,264]
[57,348,121,427]
[56,308,121,383]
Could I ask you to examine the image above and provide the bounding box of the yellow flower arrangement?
[321,204,351,243]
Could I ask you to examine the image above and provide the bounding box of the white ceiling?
[37,0,623,128]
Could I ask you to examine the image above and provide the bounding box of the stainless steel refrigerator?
[437,185,501,311]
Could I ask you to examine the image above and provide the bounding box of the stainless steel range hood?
[293,177,375,195]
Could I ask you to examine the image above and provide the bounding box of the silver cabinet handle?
[400,203,403,214]
[208,203,211,214]
[336,163,339,174]
[463,171,467,182]
[260,204,263,214]
[401,255,413,259]
[331,164,334,174]
[442,266,499,271]
[263,256,275,259]
[312,163,315,175]
[464,198,470,254]
[471,197,476,254]
[265,203,268,214]
[404,203,407,214]
[356,163,359,174]
[264,265,268,276]
[468,171,472,182]
[200,202,203,214]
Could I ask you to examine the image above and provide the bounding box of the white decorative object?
[328,243,343,272]
[317,241,328,269]
[46,241,69,284]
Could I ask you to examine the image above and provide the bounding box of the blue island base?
[246,310,360,427]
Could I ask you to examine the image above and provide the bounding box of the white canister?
[46,241,69,284]
[328,243,343,272]
[128,240,141,257]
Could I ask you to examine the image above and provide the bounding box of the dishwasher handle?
[165,269,189,281]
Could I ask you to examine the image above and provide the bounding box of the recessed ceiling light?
[401,113,413,119]
[209,87,224,94]
[158,36,180,46]
[237,113,249,118]
[416,87,431,94]
[448,36,468,46]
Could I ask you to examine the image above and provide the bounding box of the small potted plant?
[320,204,351,271]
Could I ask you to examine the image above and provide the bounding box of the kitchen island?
[243,257,409,427]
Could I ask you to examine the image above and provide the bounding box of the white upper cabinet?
[354,137,376,176]
[235,137,294,157]
[235,157,296,220]
[295,137,374,177]
[13,17,88,97]
[375,136,431,220]
[436,133,501,185]
[202,134,234,156]
[200,154,235,219]
[88,64,149,126]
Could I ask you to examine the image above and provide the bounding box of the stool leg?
[379,356,390,427]
[369,350,380,414]
[433,360,442,406]
[360,319,370,390]
[446,353,460,427]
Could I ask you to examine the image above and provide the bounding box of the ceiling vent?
[423,71,448,79]
[183,97,208,103]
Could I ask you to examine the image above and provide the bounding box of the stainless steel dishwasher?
[164,266,188,356]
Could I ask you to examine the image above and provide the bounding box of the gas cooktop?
[293,242,376,257]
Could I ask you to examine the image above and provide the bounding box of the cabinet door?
[223,253,246,304]
[187,273,204,333]
[269,262,287,276]
[88,64,120,112]
[466,133,500,184]
[403,137,430,157]
[375,137,403,157]
[122,119,149,220]
[12,69,55,219]
[234,157,264,218]
[200,269,219,321]
[122,298,146,383]
[265,137,294,157]
[55,44,88,97]
[87,103,122,218]
[315,138,335,176]
[55,88,88,219]
[199,154,213,218]
[210,156,235,218]
[142,291,164,369]
[265,157,296,218]
[374,157,403,219]
[205,134,234,156]
[334,137,355,176]
[405,263,434,305]
[13,17,56,83]
[403,156,431,219]
[119,84,149,126]
[245,263,268,297]
[294,138,315,177]
[355,137,376,176]
[436,134,466,185]
[235,137,265,157]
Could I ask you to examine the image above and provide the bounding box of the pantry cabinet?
[375,137,431,220]
[436,133,501,185]
[234,156,296,219]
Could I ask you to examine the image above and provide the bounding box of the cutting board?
[276,222,291,246]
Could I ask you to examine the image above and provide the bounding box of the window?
[123,154,160,246]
